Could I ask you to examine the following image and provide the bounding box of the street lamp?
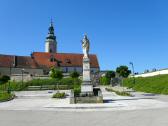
[21,68,25,85]
[129,62,135,84]
[8,63,14,94]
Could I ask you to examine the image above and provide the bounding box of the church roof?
[32,52,99,68]
[0,54,14,67]
[0,54,39,69]
[15,56,39,68]
[0,52,99,69]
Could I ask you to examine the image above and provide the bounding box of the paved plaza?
[0,87,168,126]
[0,87,168,111]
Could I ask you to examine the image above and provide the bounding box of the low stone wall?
[70,90,103,104]
[11,74,50,82]
[11,73,81,82]
[74,96,103,103]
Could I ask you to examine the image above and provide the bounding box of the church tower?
[45,20,57,53]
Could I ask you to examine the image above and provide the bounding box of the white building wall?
[61,67,99,74]
[134,69,168,78]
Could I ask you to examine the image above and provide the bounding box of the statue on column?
[82,34,90,58]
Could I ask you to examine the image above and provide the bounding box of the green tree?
[116,66,131,78]
[70,71,80,78]
[105,71,115,79]
[50,67,63,80]
[50,67,63,91]
[100,76,110,85]
[70,71,80,95]
[0,75,10,84]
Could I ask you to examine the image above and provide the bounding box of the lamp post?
[8,63,14,94]
[21,68,25,85]
[129,62,135,84]
[8,64,11,93]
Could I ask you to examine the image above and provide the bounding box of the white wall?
[61,67,99,73]
[134,69,168,78]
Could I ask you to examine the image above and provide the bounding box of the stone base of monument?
[70,87,103,104]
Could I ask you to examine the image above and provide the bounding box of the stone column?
[81,57,93,96]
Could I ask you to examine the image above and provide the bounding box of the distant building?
[0,21,99,76]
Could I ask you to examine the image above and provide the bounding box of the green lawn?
[0,92,14,102]
[123,74,168,94]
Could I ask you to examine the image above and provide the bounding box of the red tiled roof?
[0,54,14,67]
[16,56,39,68]
[0,54,39,68]
[0,52,99,69]
[32,52,99,68]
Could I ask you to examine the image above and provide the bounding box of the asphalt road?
[0,108,168,126]
[1,88,168,126]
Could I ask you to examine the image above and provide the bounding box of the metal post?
[21,68,25,86]
[129,62,135,84]
[7,65,11,94]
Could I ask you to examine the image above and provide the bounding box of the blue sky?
[0,0,168,73]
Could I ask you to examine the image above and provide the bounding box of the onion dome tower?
[45,20,57,53]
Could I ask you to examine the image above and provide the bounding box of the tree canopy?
[105,71,115,79]
[116,66,131,78]
[50,67,63,80]
[0,75,10,84]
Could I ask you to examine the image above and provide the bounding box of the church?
[0,21,100,76]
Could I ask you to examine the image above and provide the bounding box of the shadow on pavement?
[103,97,155,103]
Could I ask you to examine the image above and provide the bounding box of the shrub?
[0,92,15,102]
[0,78,82,91]
[100,76,110,85]
[50,67,63,80]
[0,75,10,84]
[70,71,80,78]
[0,81,28,91]
[105,88,131,96]
[60,78,74,85]
[74,85,81,96]
[52,92,65,98]
[73,78,81,96]
[105,71,115,79]
[27,78,81,86]
[0,78,81,91]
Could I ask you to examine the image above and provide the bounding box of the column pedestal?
[81,57,93,96]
